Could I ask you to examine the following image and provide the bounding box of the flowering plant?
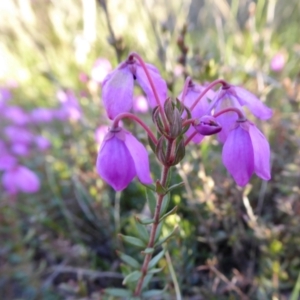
[96,52,272,297]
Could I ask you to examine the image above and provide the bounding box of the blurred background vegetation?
[0,0,300,299]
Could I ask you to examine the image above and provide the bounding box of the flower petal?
[222,125,254,186]
[233,86,272,120]
[96,135,135,191]
[136,63,167,108]
[102,66,134,119]
[249,124,271,180]
[124,133,152,184]
[16,166,40,193]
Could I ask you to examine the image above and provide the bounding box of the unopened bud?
[194,115,222,136]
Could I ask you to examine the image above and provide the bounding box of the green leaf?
[147,134,156,153]
[122,271,142,285]
[155,226,179,247]
[118,234,146,248]
[142,288,166,298]
[142,273,153,290]
[135,218,149,242]
[142,247,154,254]
[167,182,184,193]
[290,272,300,300]
[146,189,156,216]
[156,180,167,195]
[159,193,170,217]
[154,220,164,242]
[141,182,156,192]
[118,251,140,269]
[148,267,164,274]
[135,217,154,225]
[159,206,178,222]
[148,249,165,269]
[105,288,132,297]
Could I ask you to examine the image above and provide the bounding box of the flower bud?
[194,115,222,136]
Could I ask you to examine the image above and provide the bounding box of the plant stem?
[134,139,174,296]
[112,112,157,145]
[189,79,228,112]
[129,52,169,133]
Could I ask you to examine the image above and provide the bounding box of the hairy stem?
[134,140,174,296]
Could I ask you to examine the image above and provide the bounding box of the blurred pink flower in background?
[270,53,285,72]
[31,108,55,123]
[3,106,30,125]
[91,58,112,83]
[133,95,149,113]
[56,90,82,121]
[35,136,51,151]
[2,166,40,195]
[95,125,110,146]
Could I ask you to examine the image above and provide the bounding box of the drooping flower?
[178,82,214,143]
[210,85,272,143]
[222,120,271,186]
[102,59,167,119]
[96,128,152,191]
[194,115,222,136]
[2,165,40,194]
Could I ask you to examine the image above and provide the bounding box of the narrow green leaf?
[148,267,164,274]
[148,250,165,269]
[142,288,166,298]
[118,234,146,248]
[118,251,140,269]
[141,273,153,290]
[159,193,170,217]
[155,226,179,247]
[135,217,154,225]
[135,218,149,242]
[290,272,300,300]
[122,271,142,285]
[147,134,156,153]
[105,288,132,297]
[156,180,167,195]
[167,182,184,193]
[142,247,154,254]
[141,182,156,192]
[154,220,164,242]
[159,206,178,222]
[146,189,156,216]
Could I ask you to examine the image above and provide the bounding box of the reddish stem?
[189,79,229,112]
[182,118,197,127]
[129,52,169,133]
[133,140,173,296]
[112,112,157,144]
[213,107,245,119]
[180,76,192,105]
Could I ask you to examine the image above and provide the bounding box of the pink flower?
[2,166,40,194]
[194,115,222,136]
[210,85,272,143]
[3,106,30,125]
[95,125,109,146]
[56,90,82,121]
[35,136,51,151]
[222,120,271,186]
[4,126,33,145]
[96,128,152,191]
[270,53,285,72]
[102,60,167,119]
[178,82,214,143]
[91,58,112,83]
[30,108,54,123]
